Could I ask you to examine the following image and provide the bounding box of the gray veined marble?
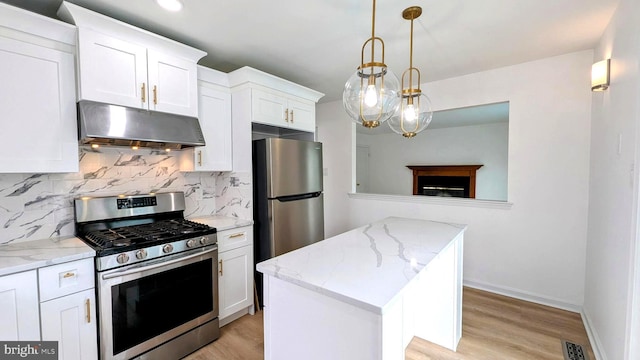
[0,147,253,245]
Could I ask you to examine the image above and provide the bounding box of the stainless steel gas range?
[74,192,219,360]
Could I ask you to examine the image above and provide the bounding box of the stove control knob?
[163,244,174,253]
[186,239,197,248]
[200,237,207,245]
[116,253,129,264]
[135,249,147,260]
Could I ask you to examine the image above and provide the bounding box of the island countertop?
[256,216,467,314]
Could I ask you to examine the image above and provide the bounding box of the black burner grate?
[81,218,214,251]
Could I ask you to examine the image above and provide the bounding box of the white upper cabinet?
[0,2,79,173]
[180,66,232,172]
[58,1,205,117]
[228,66,324,133]
[251,89,316,132]
[76,28,147,109]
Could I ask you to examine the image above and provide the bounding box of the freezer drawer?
[267,194,324,257]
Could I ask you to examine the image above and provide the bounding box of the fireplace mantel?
[407,165,483,198]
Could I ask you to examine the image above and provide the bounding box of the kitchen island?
[256,217,466,360]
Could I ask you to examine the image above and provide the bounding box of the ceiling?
[2,0,619,103]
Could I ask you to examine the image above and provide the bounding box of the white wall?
[316,105,355,238]
[584,0,640,358]
[356,122,508,201]
[317,49,593,309]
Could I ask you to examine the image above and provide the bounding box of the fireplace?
[407,165,483,198]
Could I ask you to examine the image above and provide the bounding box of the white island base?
[257,217,465,360]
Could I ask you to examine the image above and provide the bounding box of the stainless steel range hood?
[77,100,206,150]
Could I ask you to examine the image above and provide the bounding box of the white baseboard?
[581,308,607,360]
[219,307,250,327]
[463,279,607,360]
[463,279,581,312]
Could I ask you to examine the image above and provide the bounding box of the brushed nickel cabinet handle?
[219,259,223,276]
[290,110,294,122]
[284,109,289,122]
[85,299,91,323]
[63,272,75,278]
[141,83,146,103]
[197,150,202,166]
[229,233,244,239]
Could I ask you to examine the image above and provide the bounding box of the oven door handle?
[101,247,217,280]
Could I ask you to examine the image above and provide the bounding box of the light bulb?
[364,84,378,107]
[403,103,417,122]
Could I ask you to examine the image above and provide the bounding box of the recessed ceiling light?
[156,0,183,12]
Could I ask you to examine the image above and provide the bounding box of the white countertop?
[0,236,95,277]
[0,216,252,277]
[188,215,253,231]
[256,217,467,314]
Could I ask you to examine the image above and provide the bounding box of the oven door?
[97,245,218,360]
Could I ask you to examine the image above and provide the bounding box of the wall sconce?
[591,59,610,91]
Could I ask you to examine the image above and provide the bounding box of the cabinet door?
[219,246,253,320]
[251,89,288,127]
[40,288,98,360]
[147,49,198,117]
[194,85,232,171]
[0,270,40,340]
[77,28,147,109]
[287,98,316,132]
[0,36,79,173]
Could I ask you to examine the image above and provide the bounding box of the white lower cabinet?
[38,258,98,360]
[218,226,254,325]
[0,270,40,340]
[40,289,98,360]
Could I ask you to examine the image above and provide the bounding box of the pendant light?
[388,6,433,138]
[343,0,401,129]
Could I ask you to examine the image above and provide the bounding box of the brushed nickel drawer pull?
[228,233,245,239]
[63,272,75,278]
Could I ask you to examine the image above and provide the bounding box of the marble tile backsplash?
[0,147,252,245]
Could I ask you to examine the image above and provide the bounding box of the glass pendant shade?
[342,0,401,128]
[388,6,432,138]
[388,89,433,138]
[343,64,401,128]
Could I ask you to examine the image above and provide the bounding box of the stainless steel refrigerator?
[253,138,324,306]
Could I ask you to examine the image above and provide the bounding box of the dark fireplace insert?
[407,165,483,199]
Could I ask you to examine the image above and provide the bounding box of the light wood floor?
[184,287,594,360]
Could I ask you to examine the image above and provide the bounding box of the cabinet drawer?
[38,258,95,302]
[218,226,253,253]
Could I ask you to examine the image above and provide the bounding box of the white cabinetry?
[180,66,232,171]
[218,225,254,326]
[251,88,316,132]
[39,258,98,360]
[0,3,79,173]
[58,2,205,117]
[0,270,40,340]
[228,66,323,172]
